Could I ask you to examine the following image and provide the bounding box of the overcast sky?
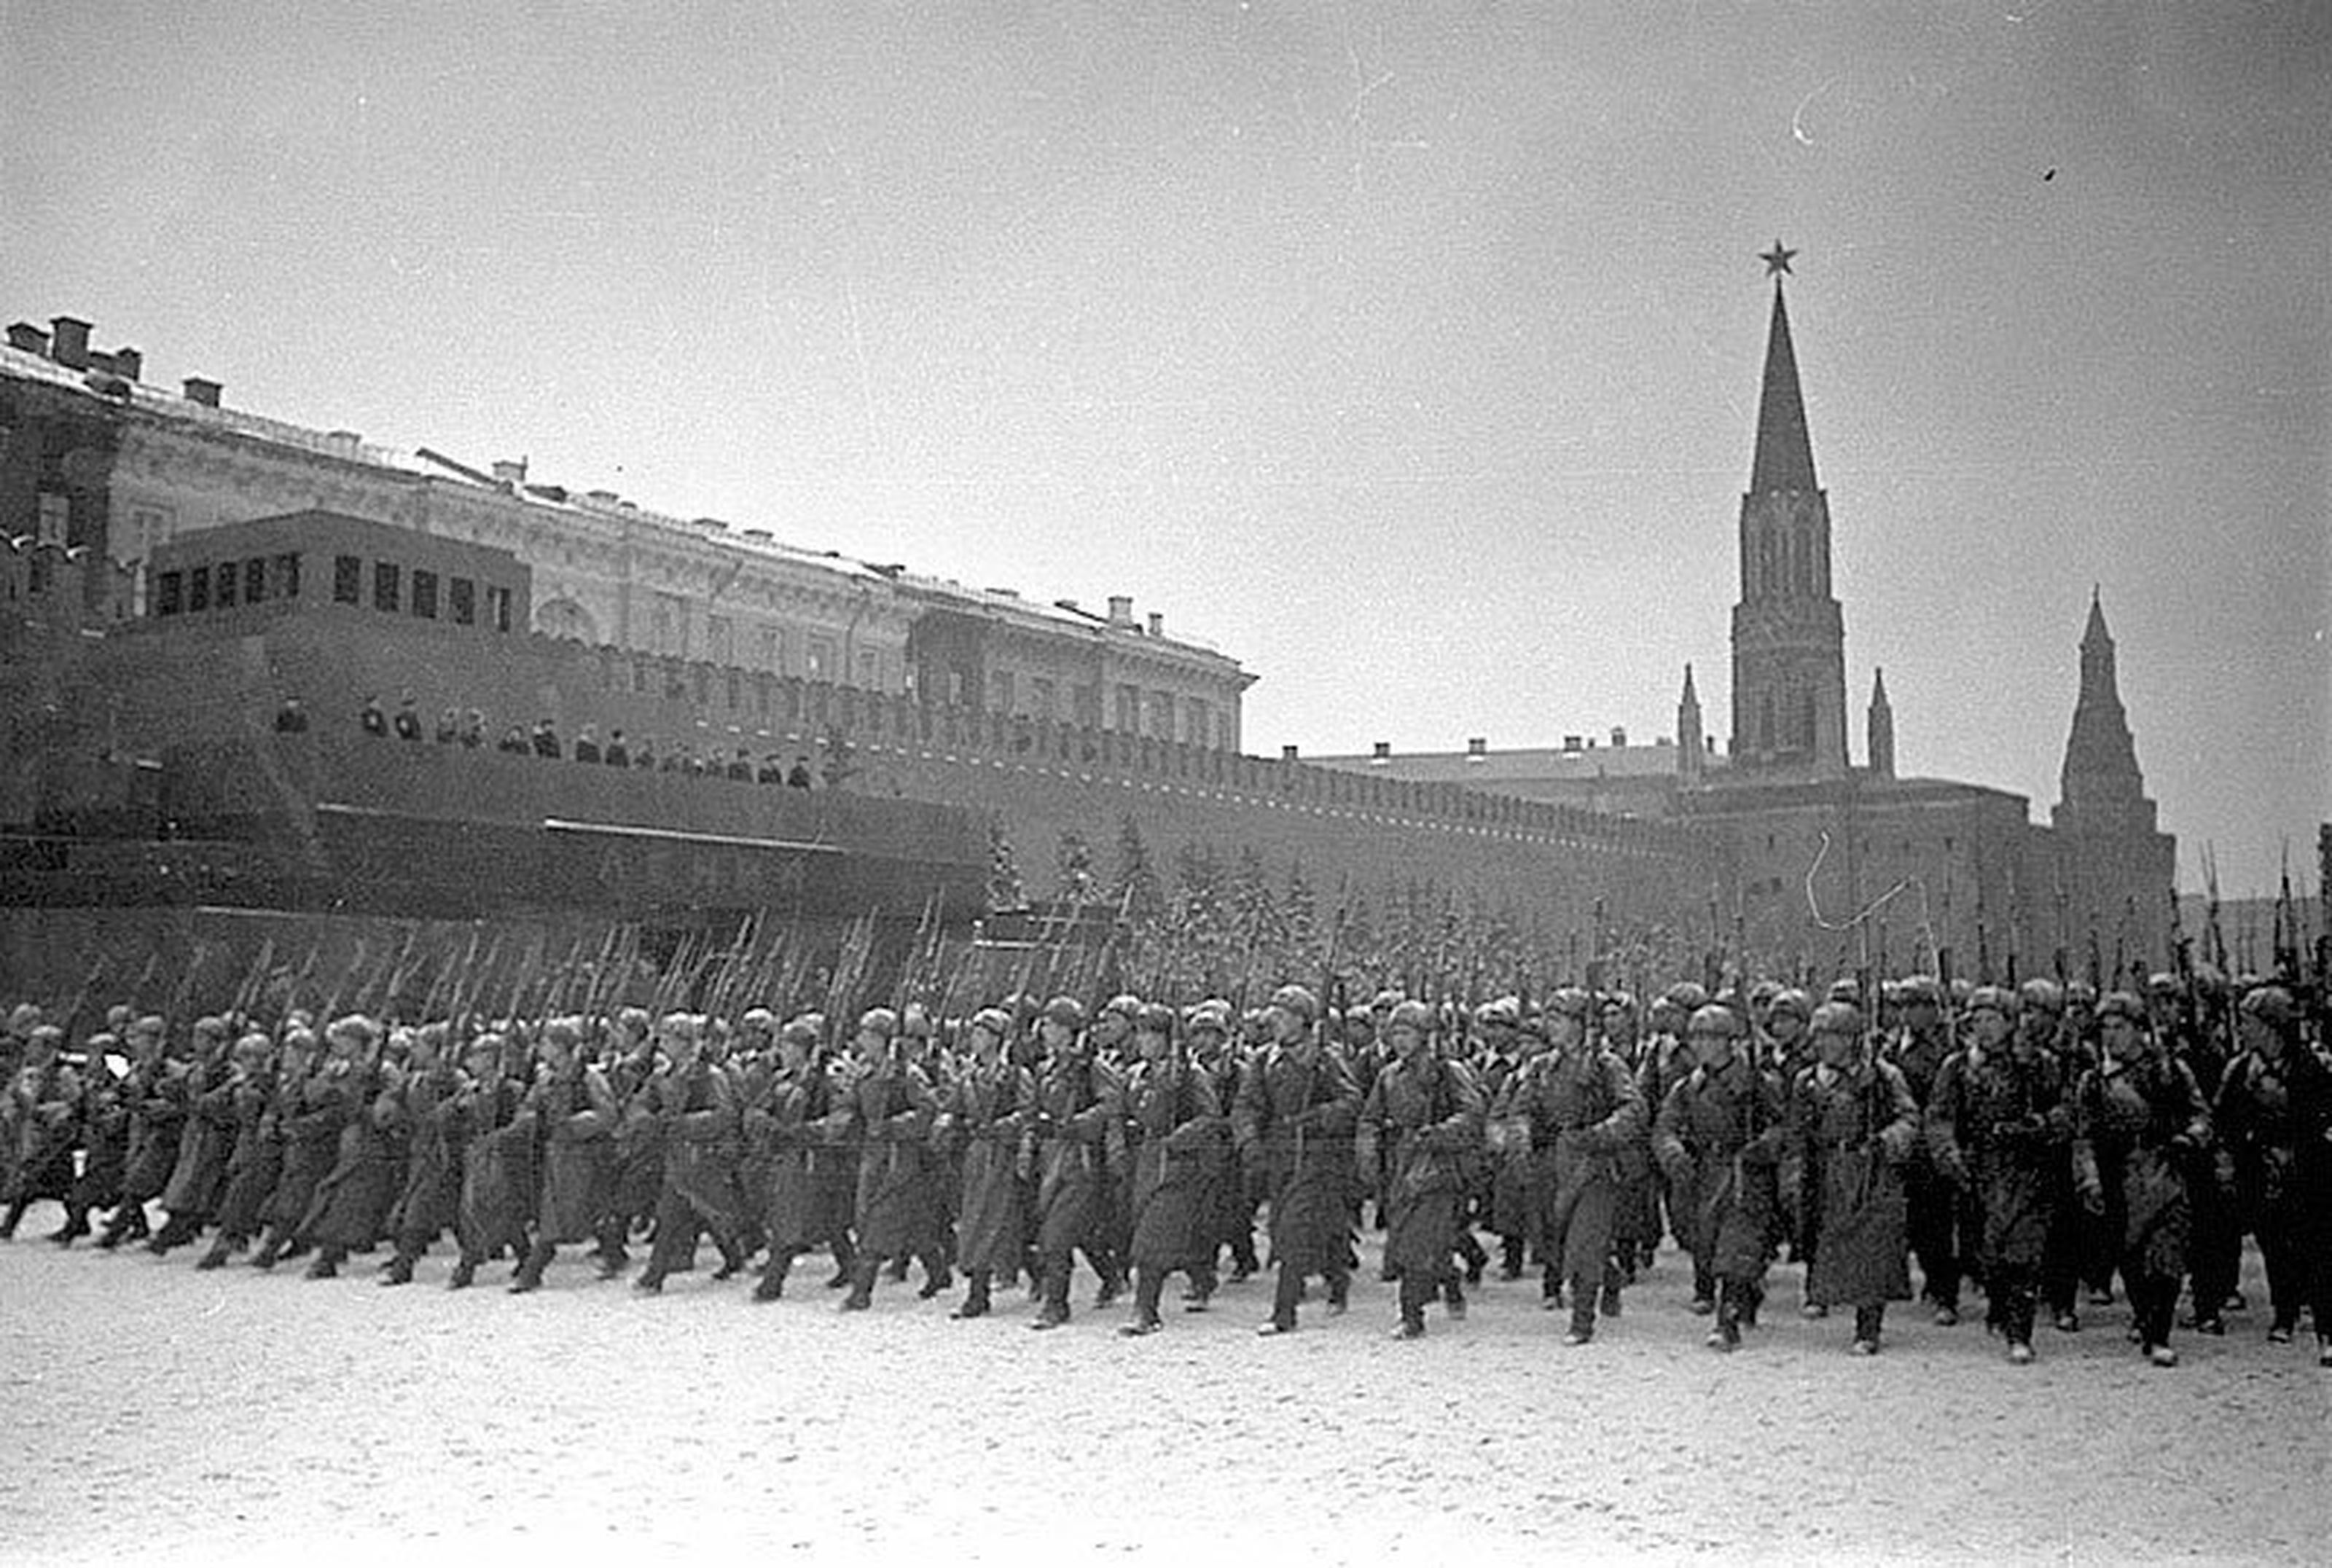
[6,1,2325,895]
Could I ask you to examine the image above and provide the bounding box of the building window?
[991,669,1016,713]
[706,614,733,667]
[725,670,741,711]
[411,569,438,619]
[807,636,834,681]
[275,553,302,599]
[188,565,211,612]
[758,627,782,673]
[1114,684,1138,734]
[332,555,361,605]
[214,559,238,608]
[36,492,69,547]
[155,571,184,616]
[486,585,512,633]
[243,557,267,603]
[449,576,475,625]
[373,562,400,612]
[1031,677,1057,721]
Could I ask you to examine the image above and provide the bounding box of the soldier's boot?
[1393,1278,1430,1340]
[917,1252,954,1300]
[1030,1265,1072,1330]
[759,1249,799,1301]
[950,1269,993,1320]
[1499,1236,1525,1281]
[305,1245,344,1280]
[0,1197,31,1239]
[1456,1229,1488,1285]
[839,1258,879,1312]
[1540,1264,1564,1310]
[1562,1273,1597,1345]
[48,1207,91,1246]
[824,1235,858,1290]
[883,1256,909,1283]
[195,1236,237,1271]
[1229,1234,1259,1282]
[1256,1266,1303,1335]
[509,1239,555,1294]
[1707,1284,1744,1351]
[1182,1263,1217,1312]
[1600,1258,1625,1320]
[146,1213,197,1254]
[448,1255,478,1290]
[378,1250,415,1287]
[1852,1304,1885,1354]
[1325,1269,1350,1317]
[1737,1281,1764,1329]
[1442,1277,1468,1320]
[1120,1268,1167,1336]
[96,1206,138,1250]
[250,1227,288,1270]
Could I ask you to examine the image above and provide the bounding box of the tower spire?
[1868,667,1895,779]
[2060,589,2144,812]
[1750,277,1819,493]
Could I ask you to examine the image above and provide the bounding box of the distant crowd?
[270,693,822,788]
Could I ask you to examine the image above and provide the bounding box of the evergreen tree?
[1055,829,1097,905]
[1111,813,1164,925]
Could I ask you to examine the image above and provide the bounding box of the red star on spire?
[1758,240,1799,278]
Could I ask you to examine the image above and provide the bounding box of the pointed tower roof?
[1750,281,1819,493]
[2059,589,2145,812]
[1680,662,1700,707]
[1869,667,1890,707]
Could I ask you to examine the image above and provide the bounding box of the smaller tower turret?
[1868,667,1895,780]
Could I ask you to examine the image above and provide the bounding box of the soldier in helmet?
[1186,1001,1259,1285]
[1116,1003,1230,1334]
[633,1013,751,1294]
[1926,986,2067,1363]
[1358,998,1485,1338]
[1788,1000,1919,1353]
[1237,983,1361,1335]
[1,1024,79,1239]
[196,1032,279,1271]
[747,1014,856,1302]
[1090,993,1143,1296]
[933,1007,1032,1320]
[2072,992,2211,1367]
[2212,985,2315,1349]
[1026,996,1124,1329]
[1653,1004,1785,1349]
[1887,976,1966,1324]
[1509,987,1644,1344]
[1635,982,1705,1264]
[377,1022,461,1286]
[510,1017,620,1293]
[1475,995,1536,1282]
[835,1007,939,1312]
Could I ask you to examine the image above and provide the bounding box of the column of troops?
[4,968,2328,1369]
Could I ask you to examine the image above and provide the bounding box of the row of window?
[154,552,303,617]
[329,554,513,632]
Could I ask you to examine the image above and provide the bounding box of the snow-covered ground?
[4,1208,2323,1565]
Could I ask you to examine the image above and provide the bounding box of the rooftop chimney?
[490,458,528,487]
[1107,595,1134,627]
[1146,612,1164,637]
[183,377,222,407]
[1562,734,1584,753]
[1280,743,1299,761]
[1611,726,1628,748]
[5,322,48,354]
[110,346,142,382]
[50,316,92,369]
[1371,741,1390,759]
[1466,737,1487,757]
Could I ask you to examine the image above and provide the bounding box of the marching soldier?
[1654,1004,1785,1350]
[1,1025,79,1239]
[1236,984,1361,1336]
[1510,987,1644,1344]
[1926,987,2068,1364]
[1187,1001,1259,1284]
[2073,991,2212,1368]
[1474,996,1534,1281]
[2212,985,2309,1346]
[1788,1000,1918,1353]
[934,1008,1032,1320]
[378,1023,462,1285]
[511,1018,619,1293]
[196,1033,279,1270]
[1358,999,1485,1339]
[634,1014,749,1294]
[836,1008,938,1311]
[1888,976,1966,1325]
[1116,1003,1229,1335]
[1026,997,1122,1329]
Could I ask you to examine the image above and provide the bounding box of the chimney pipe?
[1146,611,1163,637]
[5,322,48,354]
[1280,743,1299,761]
[183,377,222,408]
[1466,737,1487,756]
[1372,741,1390,759]
[490,458,528,487]
[1107,595,1134,627]
[111,346,143,381]
[1611,725,1628,748]
[50,316,92,369]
